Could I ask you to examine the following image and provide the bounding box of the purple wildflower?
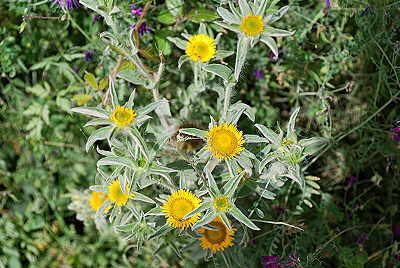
[395,253,400,261]
[261,256,282,268]
[392,224,400,240]
[130,4,143,16]
[325,0,331,9]
[72,66,80,73]
[53,0,80,9]
[346,176,358,187]
[285,254,299,267]
[272,205,285,217]
[357,233,368,245]
[253,68,264,80]
[92,15,99,25]
[130,23,152,36]
[84,50,95,62]
[392,127,400,142]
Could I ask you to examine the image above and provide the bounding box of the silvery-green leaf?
[132,192,156,204]
[137,100,168,116]
[205,169,220,197]
[229,205,260,230]
[145,207,164,216]
[125,89,136,109]
[166,37,187,50]
[108,77,119,109]
[217,7,241,24]
[150,164,177,173]
[220,213,233,232]
[166,0,183,17]
[126,128,149,160]
[89,185,108,192]
[71,107,109,119]
[268,6,290,23]
[95,200,112,218]
[283,172,304,190]
[84,118,112,127]
[235,153,253,171]
[149,223,173,240]
[239,0,253,15]
[179,128,207,139]
[255,124,280,144]
[117,70,147,86]
[264,27,295,37]
[227,108,244,124]
[178,55,190,69]
[234,36,250,81]
[287,107,300,141]
[244,134,269,143]
[259,153,277,173]
[191,210,217,230]
[242,149,256,160]
[203,64,232,81]
[182,201,211,220]
[86,126,114,152]
[260,34,279,57]
[97,156,135,169]
[223,171,245,198]
[214,50,234,60]
[194,147,211,163]
[256,0,269,16]
[135,115,152,127]
[214,21,241,34]
[198,23,207,35]
[299,137,328,156]
[255,186,276,199]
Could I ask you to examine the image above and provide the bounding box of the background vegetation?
[1,0,399,267]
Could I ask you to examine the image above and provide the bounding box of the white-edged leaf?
[269,6,289,23]
[223,172,245,198]
[137,100,168,116]
[259,153,277,173]
[300,137,328,156]
[203,64,232,81]
[132,192,156,204]
[244,134,269,143]
[125,89,136,109]
[86,126,114,152]
[126,128,149,160]
[149,223,173,240]
[214,50,234,60]
[71,107,109,119]
[234,36,250,81]
[84,118,111,127]
[97,156,134,169]
[182,202,211,220]
[89,185,108,192]
[178,55,190,69]
[264,27,295,37]
[166,37,187,50]
[287,107,300,140]
[179,128,207,139]
[220,213,233,232]
[214,21,241,34]
[255,124,280,145]
[229,205,260,230]
[239,0,252,15]
[205,169,220,197]
[145,207,164,216]
[260,34,279,57]
[217,7,241,24]
[191,210,217,230]
[256,0,269,16]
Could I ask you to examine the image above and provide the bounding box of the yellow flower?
[186,34,216,63]
[89,191,111,212]
[161,189,202,229]
[73,94,92,105]
[206,123,244,159]
[198,217,236,253]
[110,106,137,127]
[213,196,231,212]
[107,180,131,206]
[240,15,265,37]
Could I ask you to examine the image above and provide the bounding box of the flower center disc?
[171,198,195,220]
[204,222,227,244]
[214,196,230,212]
[213,130,237,154]
[114,110,131,122]
[240,15,264,36]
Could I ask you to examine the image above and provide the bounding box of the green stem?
[222,83,233,122]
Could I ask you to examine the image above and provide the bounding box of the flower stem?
[222,83,234,122]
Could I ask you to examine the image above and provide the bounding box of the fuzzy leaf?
[182,202,211,220]
[260,35,279,57]
[234,36,250,81]
[179,128,207,139]
[217,7,241,24]
[255,124,280,145]
[132,192,156,204]
[191,210,217,230]
[97,156,134,169]
[203,64,232,81]
[214,50,234,60]
[167,37,187,50]
[86,126,114,152]
[84,72,98,90]
[229,206,260,230]
[71,107,109,119]
[264,27,294,37]
[149,223,173,240]
[238,0,252,15]
[84,118,111,127]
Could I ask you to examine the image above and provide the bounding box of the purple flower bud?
[53,0,80,9]
[392,127,400,134]
[325,0,331,9]
[84,50,95,62]
[346,176,358,187]
[92,15,99,25]
[261,256,282,268]
[357,233,368,245]
[131,23,152,36]
[253,68,264,80]
[72,66,80,73]
[393,224,400,240]
[130,4,143,16]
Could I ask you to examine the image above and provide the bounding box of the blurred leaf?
[188,8,219,23]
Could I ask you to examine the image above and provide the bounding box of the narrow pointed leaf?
[191,210,217,230]
[259,154,277,173]
[179,128,207,139]
[125,89,136,109]
[149,223,173,240]
[234,36,250,81]
[217,7,240,24]
[84,118,111,127]
[239,0,252,15]
[223,172,245,198]
[137,100,168,116]
[255,124,280,144]
[203,64,232,81]
[71,107,109,119]
[132,192,156,204]
[260,35,279,57]
[182,201,211,220]
[205,169,220,196]
[97,156,134,169]
[86,126,114,152]
[264,27,294,37]
[229,206,260,230]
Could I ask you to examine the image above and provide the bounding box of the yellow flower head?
[198,217,235,253]
[206,123,244,159]
[110,106,137,127]
[161,189,202,229]
[240,15,265,37]
[89,191,111,212]
[107,180,131,206]
[73,94,92,106]
[213,196,231,212]
[186,34,216,63]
